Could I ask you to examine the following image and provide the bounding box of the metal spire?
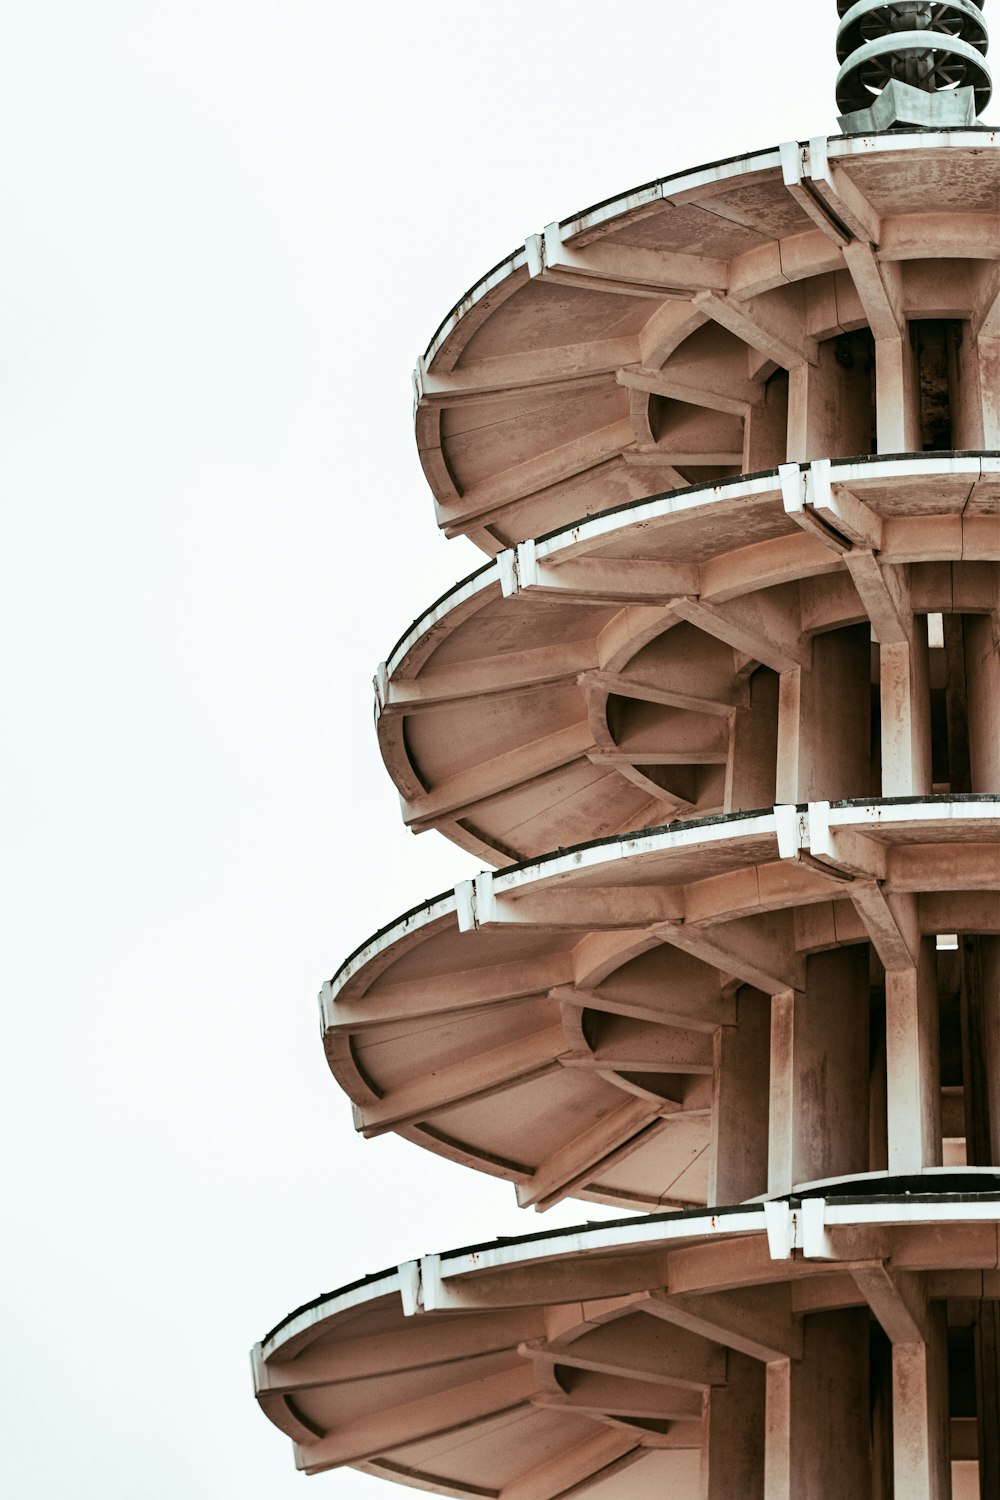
[836,1,992,130]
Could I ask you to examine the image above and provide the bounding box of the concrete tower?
[255,7,1000,1495]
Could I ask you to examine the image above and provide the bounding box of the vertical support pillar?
[768,989,798,1197]
[701,1351,765,1499]
[871,1325,894,1500]
[961,937,1000,1496]
[944,614,973,794]
[975,1303,1000,1500]
[885,935,942,1173]
[786,336,874,461]
[786,364,809,464]
[981,939,1000,1170]
[870,988,889,1173]
[776,625,871,803]
[744,372,788,473]
[953,325,986,448]
[880,615,932,796]
[892,1308,951,1500]
[725,667,778,814]
[875,335,921,453]
[768,947,870,1195]
[965,612,1000,795]
[978,336,1000,448]
[962,937,1000,1169]
[709,986,770,1204]
[764,1310,871,1499]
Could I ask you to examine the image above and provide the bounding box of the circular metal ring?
[838,0,987,13]
[836,27,992,113]
[838,0,989,64]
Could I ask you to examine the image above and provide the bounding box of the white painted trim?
[487,811,779,899]
[432,1207,770,1286]
[419,134,999,368]
[423,246,529,366]
[327,800,1000,1005]
[258,1186,1000,1368]
[384,451,998,679]
[260,1268,402,1361]
[385,566,499,678]
[325,892,457,1002]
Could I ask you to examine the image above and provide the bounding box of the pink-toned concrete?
[258,106,1000,1500]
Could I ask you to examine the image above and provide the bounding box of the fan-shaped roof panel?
[416,134,1000,553]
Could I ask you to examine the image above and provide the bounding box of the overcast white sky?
[1,5,839,1495]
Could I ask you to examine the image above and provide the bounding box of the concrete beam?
[672,594,812,675]
[841,242,906,342]
[851,1265,932,1347]
[293,1363,539,1472]
[376,641,599,716]
[414,338,639,406]
[255,1311,537,1392]
[531,1369,703,1421]
[515,1097,666,1210]
[436,418,636,530]
[844,552,911,644]
[528,1317,726,1390]
[616,364,760,417]
[324,950,574,1030]
[402,720,595,830]
[654,914,804,997]
[529,220,729,297]
[693,289,818,370]
[352,1026,567,1137]
[459,876,683,932]
[850,883,920,973]
[501,546,700,603]
[581,667,739,718]
[498,1431,643,1500]
[643,1285,802,1364]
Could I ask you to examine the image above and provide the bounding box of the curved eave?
[383,452,997,680]
[255,1185,1000,1488]
[422,131,1000,370]
[414,130,1000,551]
[374,452,999,867]
[321,800,1000,1211]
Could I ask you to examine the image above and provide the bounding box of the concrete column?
[768,946,870,1194]
[764,1310,871,1499]
[892,1307,950,1500]
[776,625,871,804]
[708,986,770,1205]
[701,1351,765,1500]
[787,335,875,462]
[963,937,1000,1168]
[880,616,932,797]
[875,335,921,453]
[979,336,1000,447]
[975,1302,1000,1500]
[886,936,942,1173]
[983,939,1000,1172]
[871,1326,894,1500]
[953,325,986,448]
[870,992,889,1174]
[944,613,973,794]
[725,667,778,814]
[965,612,1000,795]
[744,372,789,473]
[961,937,1000,1495]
